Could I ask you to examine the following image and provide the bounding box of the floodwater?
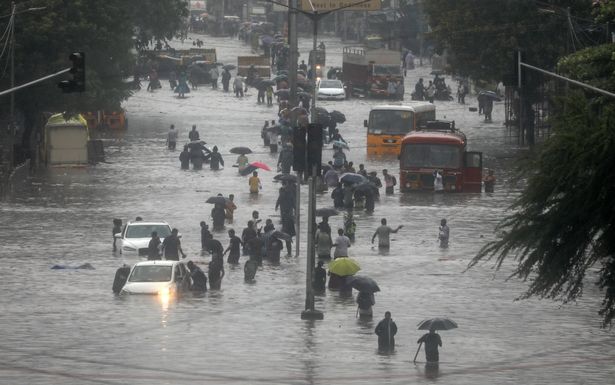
[0,34,613,384]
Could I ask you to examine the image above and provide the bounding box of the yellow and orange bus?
[364,103,436,155]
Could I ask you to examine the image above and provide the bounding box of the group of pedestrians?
[325,155,398,214]
[374,311,444,363]
[167,125,225,171]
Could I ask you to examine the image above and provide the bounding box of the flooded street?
[0,34,613,384]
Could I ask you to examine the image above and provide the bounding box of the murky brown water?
[0,34,613,384]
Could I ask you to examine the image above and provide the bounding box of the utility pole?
[8,2,16,171]
[310,13,319,122]
[288,0,299,107]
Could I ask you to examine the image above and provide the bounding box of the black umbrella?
[258,79,276,88]
[430,69,446,75]
[346,275,380,293]
[315,208,339,217]
[478,90,502,102]
[340,173,367,185]
[354,182,378,195]
[230,146,252,155]
[206,196,228,205]
[223,64,236,70]
[330,110,346,124]
[271,230,291,241]
[274,173,299,182]
[417,317,458,331]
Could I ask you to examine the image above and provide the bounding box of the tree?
[469,3,615,327]
[0,0,187,160]
[422,0,591,81]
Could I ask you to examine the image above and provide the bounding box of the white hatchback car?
[120,260,191,295]
[317,79,346,100]
[115,221,173,256]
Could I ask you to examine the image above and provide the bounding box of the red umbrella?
[249,161,271,171]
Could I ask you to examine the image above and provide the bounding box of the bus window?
[401,144,461,169]
[369,110,414,135]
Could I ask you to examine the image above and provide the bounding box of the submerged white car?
[317,79,346,100]
[115,221,173,256]
[120,260,191,295]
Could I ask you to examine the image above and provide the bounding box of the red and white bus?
[399,121,483,192]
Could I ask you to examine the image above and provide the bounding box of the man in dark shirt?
[313,261,326,291]
[200,221,212,250]
[224,229,243,264]
[417,328,443,362]
[161,228,186,260]
[206,146,224,170]
[186,261,207,292]
[147,231,161,260]
[188,125,200,141]
[242,221,257,255]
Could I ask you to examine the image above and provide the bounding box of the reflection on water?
[0,34,613,385]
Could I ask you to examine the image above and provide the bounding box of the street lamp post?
[6,3,46,172]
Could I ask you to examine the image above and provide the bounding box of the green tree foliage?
[470,3,615,327]
[422,0,591,82]
[1,0,187,113]
[469,93,615,327]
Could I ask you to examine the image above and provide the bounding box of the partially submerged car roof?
[133,260,179,267]
[125,221,170,226]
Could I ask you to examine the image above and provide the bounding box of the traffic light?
[306,123,323,177]
[58,52,85,93]
[292,125,307,172]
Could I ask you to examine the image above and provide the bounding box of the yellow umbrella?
[328,257,361,277]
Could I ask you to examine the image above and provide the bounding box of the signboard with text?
[298,0,381,12]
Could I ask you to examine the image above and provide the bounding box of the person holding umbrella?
[356,291,375,319]
[236,153,249,173]
[417,328,442,363]
[414,317,457,363]
[375,311,397,352]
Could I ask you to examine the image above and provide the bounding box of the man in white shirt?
[166,125,178,150]
[371,218,403,249]
[333,228,351,258]
[434,170,444,192]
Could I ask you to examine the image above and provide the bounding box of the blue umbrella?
[332,140,349,150]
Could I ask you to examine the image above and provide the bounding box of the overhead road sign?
[298,0,382,12]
